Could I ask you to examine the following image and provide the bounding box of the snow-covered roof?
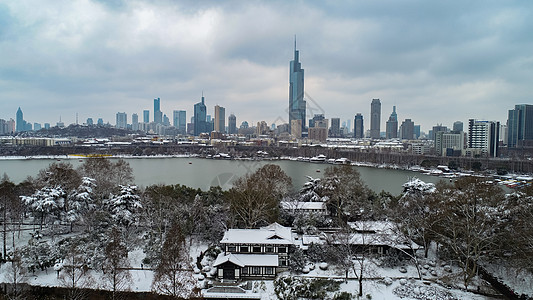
[280,201,326,211]
[213,253,279,267]
[221,223,293,245]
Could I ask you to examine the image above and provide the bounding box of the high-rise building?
[452,121,463,132]
[309,127,327,142]
[228,114,237,134]
[354,113,364,139]
[44,123,50,130]
[400,119,415,140]
[16,107,24,132]
[370,99,381,139]
[507,104,533,148]
[173,110,186,134]
[330,118,340,137]
[468,119,500,157]
[288,38,306,134]
[97,118,104,126]
[143,110,150,123]
[386,106,398,139]
[214,105,226,133]
[34,123,41,131]
[132,113,139,131]
[414,125,421,139]
[116,112,127,129]
[194,95,207,136]
[163,114,170,126]
[87,118,94,126]
[154,98,162,124]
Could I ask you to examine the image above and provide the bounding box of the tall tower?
[214,105,226,133]
[16,107,24,132]
[289,37,306,134]
[194,94,207,136]
[386,106,398,139]
[354,113,364,139]
[154,98,162,124]
[370,99,381,139]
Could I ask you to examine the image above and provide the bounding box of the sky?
[1,0,532,132]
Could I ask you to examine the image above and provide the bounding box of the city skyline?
[1,1,532,131]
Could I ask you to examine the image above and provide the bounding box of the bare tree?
[152,222,199,298]
[432,177,506,289]
[229,164,291,228]
[0,174,16,260]
[102,227,132,300]
[4,249,27,300]
[59,242,94,300]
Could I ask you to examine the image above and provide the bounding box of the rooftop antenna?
[76,113,78,124]
[294,35,297,51]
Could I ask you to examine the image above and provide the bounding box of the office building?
[468,119,500,157]
[354,113,364,139]
[173,110,186,134]
[228,114,237,134]
[288,38,306,134]
[435,131,466,156]
[116,112,127,129]
[143,110,150,123]
[194,95,207,136]
[370,99,381,139]
[507,104,533,148]
[87,118,94,126]
[386,106,398,139]
[400,119,415,140]
[330,118,340,137]
[291,119,302,139]
[214,105,226,133]
[34,123,41,131]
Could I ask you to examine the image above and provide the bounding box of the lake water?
[0,157,443,196]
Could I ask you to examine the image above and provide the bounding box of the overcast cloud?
[1,0,532,132]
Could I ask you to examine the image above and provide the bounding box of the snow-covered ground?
[0,225,511,299]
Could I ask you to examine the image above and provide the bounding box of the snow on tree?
[66,177,97,227]
[58,238,95,299]
[22,186,66,230]
[106,185,142,228]
[299,176,329,202]
[401,177,436,197]
[395,178,439,258]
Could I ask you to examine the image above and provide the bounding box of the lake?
[0,156,443,195]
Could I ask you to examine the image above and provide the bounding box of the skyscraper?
[214,105,226,133]
[507,104,533,148]
[132,113,139,131]
[154,98,162,124]
[330,118,340,137]
[386,106,398,139]
[370,99,381,139]
[194,95,207,136]
[289,38,306,134]
[400,119,415,140]
[173,110,186,134]
[354,113,364,139]
[228,114,237,134]
[16,107,24,132]
[143,110,150,123]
